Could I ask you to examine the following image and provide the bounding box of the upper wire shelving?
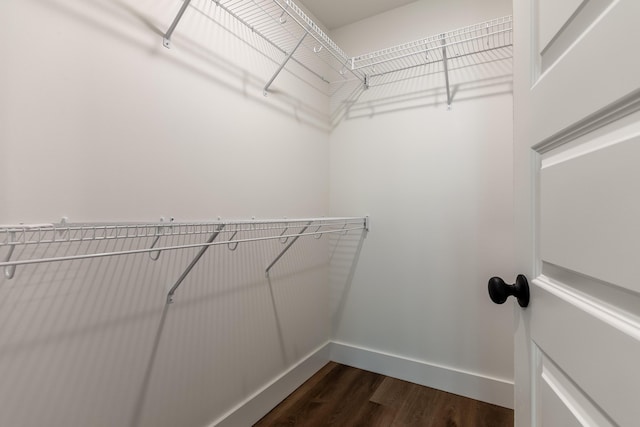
[163,0,366,95]
[351,16,513,74]
[352,16,513,107]
[162,0,512,107]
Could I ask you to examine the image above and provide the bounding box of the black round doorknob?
[488,275,530,308]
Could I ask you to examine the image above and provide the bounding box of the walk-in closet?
[4,0,638,425]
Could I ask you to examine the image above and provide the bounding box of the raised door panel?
[530,272,640,426]
[530,107,640,427]
[531,0,640,143]
[537,0,583,51]
[535,345,615,427]
[540,116,640,294]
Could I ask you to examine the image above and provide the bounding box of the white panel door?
[512,0,640,426]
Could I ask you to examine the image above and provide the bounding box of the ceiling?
[297,0,419,30]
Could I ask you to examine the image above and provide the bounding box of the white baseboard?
[213,342,331,427]
[330,341,514,409]
[213,340,513,426]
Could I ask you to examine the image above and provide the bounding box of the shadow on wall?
[331,46,513,125]
[33,0,331,132]
[328,230,367,335]
[0,226,333,427]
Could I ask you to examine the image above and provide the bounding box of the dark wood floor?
[254,362,513,427]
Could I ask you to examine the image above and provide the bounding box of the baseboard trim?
[213,342,331,427]
[330,341,514,409]
[213,340,513,426]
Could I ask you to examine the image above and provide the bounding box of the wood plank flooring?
[254,362,513,427]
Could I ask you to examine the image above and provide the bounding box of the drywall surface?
[0,1,331,224]
[0,0,332,426]
[331,0,512,55]
[329,0,517,406]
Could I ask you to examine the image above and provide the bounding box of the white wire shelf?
[352,16,513,108]
[162,1,511,107]
[0,217,367,269]
[163,0,365,94]
[1,216,369,302]
[0,218,361,247]
[352,16,513,75]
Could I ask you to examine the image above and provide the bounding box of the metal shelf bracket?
[166,224,225,304]
[163,0,193,49]
[265,221,311,277]
[264,32,307,96]
[441,35,452,110]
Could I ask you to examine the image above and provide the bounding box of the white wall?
[0,0,332,224]
[328,0,517,408]
[0,0,333,426]
[1,0,518,424]
[331,0,513,55]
